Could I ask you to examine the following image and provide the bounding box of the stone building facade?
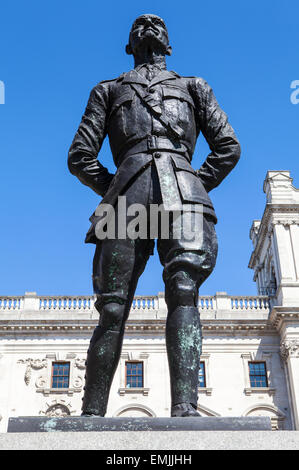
[0,171,299,432]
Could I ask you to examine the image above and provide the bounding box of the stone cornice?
[269,306,299,331]
[249,204,299,270]
[201,320,274,334]
[0,318,276,336]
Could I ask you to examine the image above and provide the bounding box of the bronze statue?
[68,14,241,417]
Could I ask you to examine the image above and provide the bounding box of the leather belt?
[118,136,191,164]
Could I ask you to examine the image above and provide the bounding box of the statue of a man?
[68,14,241,417]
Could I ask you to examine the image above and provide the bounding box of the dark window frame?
[199,361,206,388]
[51,362,70,389]
[125,361,144,388]
[248,361,268,388]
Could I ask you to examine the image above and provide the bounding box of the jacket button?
[154,152,161,158]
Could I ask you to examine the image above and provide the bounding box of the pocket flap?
[176,170,214,209]
[109,92,133,118]
[171,155,197,174]
[162,87,195,108]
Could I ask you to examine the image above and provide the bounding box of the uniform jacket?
[68,68,241,243]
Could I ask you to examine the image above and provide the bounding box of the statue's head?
[126,14,172,57]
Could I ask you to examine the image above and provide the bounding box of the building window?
[248,362,268,387]
[126,362,143,388]
[51,362,70,389]
[199,361,206,388]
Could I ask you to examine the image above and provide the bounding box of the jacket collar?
[121,69,178,87]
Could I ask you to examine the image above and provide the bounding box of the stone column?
[280,332,299,429]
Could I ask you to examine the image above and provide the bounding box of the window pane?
[249,362,268,387]
[199,362,206,388]
[126,361,143,388]
[51,362,70,388]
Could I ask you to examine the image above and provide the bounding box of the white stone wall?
[0,318,293,432]
[0,336,88,431]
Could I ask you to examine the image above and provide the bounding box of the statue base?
[7,416,272,432]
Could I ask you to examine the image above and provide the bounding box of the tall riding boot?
[165,305,202,416]
[81,323,125,416]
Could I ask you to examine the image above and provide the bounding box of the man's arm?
[68,82,114,197]
[190,78,241,193]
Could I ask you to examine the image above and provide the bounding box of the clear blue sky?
[0,0,298,297]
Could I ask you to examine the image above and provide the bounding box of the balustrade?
[0,293,270,313]
[231,296,269,310]
[39,296,94,311]
[0,297,23,310]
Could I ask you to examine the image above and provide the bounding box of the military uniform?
[68,66,241,416]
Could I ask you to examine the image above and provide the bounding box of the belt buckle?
[147,135,157,151]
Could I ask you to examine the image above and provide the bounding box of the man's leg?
[82,236,153,416]
[82,166,153,416]
[158,214,218,416]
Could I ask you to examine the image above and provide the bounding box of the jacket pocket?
[162,87,195,108]
[175,170,214,209]
[171,155,197,174]
[108,92,133,120]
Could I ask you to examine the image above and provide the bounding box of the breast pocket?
[162,87,195,132]
[109,92,134,137]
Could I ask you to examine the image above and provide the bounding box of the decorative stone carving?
[274,219,298,227]
[35,376,47,389]
[24,365,31,386]
[17,358,47,385]
[46,404,70,417]
[73,375,83,389]
[74,358,86,370]
[39,399,75,417]
[33,355,85,395]
[280,339,299,361]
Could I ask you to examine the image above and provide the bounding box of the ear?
[125,44,133,55]
[165,45,172,56]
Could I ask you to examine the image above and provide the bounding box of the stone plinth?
[7,416,272,433]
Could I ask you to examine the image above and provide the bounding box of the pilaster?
[268,309,299,430]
